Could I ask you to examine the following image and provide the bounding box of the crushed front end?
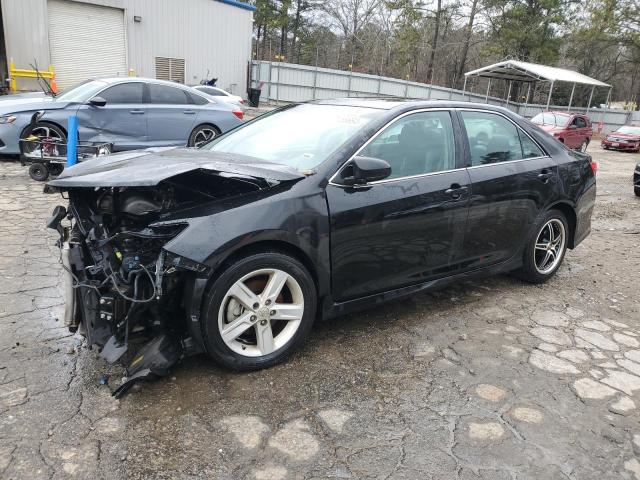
[47,184,210,396]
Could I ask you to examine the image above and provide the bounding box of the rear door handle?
[183,110,196,115]
[129,109,145,114]
[445,184,468,199]
[538,169,553,182]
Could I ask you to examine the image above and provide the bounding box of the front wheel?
[20,122,67,156]
[201,252,317,371]
[517,210,569,284]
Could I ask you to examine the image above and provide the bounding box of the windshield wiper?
[29,60,56,97]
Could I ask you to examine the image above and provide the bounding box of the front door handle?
[183,110,196,115]
[538,169,553,183]
[445,184,468,199]
[129,109,145,114]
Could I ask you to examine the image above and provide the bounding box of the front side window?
[100,83,144,104]
[359,111,456,178]
[203,104,382,172]
[461,111,543,165]
[148,84,190,105]
[573,117,587,128]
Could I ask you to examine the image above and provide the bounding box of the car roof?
[545,111,587,117]
[307,97,517,115]
[90,77,194,90]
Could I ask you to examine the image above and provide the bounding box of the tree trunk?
[280,25,287,58]
[425,0,442,84]
[290,0,303,63]
[455,0,478,88]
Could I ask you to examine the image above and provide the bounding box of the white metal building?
[0,0,254,94]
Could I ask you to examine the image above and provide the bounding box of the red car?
[601,124,640,152]
[531,111,593,152]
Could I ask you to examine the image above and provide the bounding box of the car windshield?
[531,112,570,126]
[56,80,108,102]
[616,126,640,135]
[202,104,383,171]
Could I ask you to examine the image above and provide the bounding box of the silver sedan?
[0,77,245,155]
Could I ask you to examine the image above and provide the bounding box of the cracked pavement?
[1,146,639,480]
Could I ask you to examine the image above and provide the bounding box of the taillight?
[590,161,598,174]
[232,109,243,120]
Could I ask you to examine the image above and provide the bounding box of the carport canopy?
[463,60,612,110]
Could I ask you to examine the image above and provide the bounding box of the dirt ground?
[0,145,639,480]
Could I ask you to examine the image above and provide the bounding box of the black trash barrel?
[248,88,261,107]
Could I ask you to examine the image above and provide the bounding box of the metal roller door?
[47,0,127,90]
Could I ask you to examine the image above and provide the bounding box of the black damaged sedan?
[46,99,596,395]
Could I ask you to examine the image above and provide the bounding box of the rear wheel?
[517,210,569,284]
[187,124,220,148]
[201,252,317,370]
[579,139,589,153]
[28,163,49,181]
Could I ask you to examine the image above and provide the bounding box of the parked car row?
[0,77,246,156]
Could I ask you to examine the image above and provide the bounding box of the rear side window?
[188,92,209,105]
[100,83,144,104]
[360,110,456,178]
[148,84,190,104]
[461,111,543,165]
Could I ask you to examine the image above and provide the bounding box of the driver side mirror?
[340,156,391,186]
[88,96,107,107]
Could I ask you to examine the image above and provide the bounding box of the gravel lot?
[1,145,639,480]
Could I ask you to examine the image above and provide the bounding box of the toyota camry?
[45,99,596,396]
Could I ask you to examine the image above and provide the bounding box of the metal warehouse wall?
[2,0,253,94]
[126,0,253,94]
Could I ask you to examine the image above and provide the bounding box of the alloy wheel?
[192,128,217,148]
[533,219,566,275]
[218,268,305,357]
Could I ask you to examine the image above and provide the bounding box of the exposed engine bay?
[47,170,273,397]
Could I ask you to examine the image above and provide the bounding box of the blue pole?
[66,116,78,166]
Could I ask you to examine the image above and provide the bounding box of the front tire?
[517,210,569,284]
[20,122,67,155]
[201,252,317,371]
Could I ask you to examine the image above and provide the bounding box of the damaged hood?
[47,147,305,188]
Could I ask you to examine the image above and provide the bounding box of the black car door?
[326,109,471,302]
[457,109,556,270]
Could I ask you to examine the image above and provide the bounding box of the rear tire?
[201,252,317,371]
[28,163,49,181]
[635,186,640,197]
[517,210,569,284]
[187,124,220,148]
[579,139,589,152]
